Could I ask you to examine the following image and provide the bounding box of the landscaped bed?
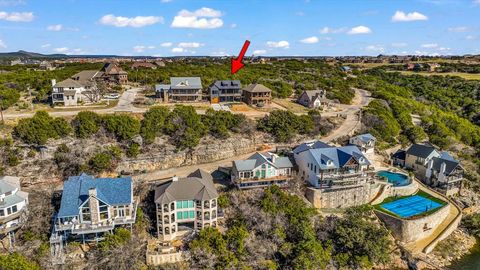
[374,190,447,219]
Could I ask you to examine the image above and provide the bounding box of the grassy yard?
[395,71,480,80]
[272,98,309,113]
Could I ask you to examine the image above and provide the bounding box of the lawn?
[272,98,309,113]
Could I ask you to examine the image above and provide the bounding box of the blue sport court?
[380,194,443,218]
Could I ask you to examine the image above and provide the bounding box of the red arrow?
[231,40,250,74]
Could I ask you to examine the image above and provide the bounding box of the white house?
[51,70,101,106]
[0,176,29,236]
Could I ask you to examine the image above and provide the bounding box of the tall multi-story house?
[168,77,203,102]
[0,176,29,238]
[51,173,136,243]
[403,144,463,195]
[231,152,293,189]
[100,63,128,85]
[349,133,376,154]
[297,90,327,108]
[51,70,101,106]
[208,80,242,103]
[154,169,218,241]
[242,83,272,106]
[294,141,376,208]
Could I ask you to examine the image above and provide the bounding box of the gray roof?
[352,133,376,143]
[307,145,371,170]
[154,172,218,205]
[233,152,293,171]
[242,83,272,93]
[57,174,133,218]
[431,157,461,175]
[0,191,27,209]
[293,140,331,155]
[210,80,241,90]
[406,144,438,159]
[0,176,20,195]
[54,78,84,88]
[302,90,326,100]
[170,77,202,89]
[188,169,213,182]
[71,70,101,86]
[155,84,171,92]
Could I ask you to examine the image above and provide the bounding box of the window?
[0,209,3,216]
[188,210,195,219]
[81,205,91,222]
[12,205,17,213]
[177,211,183,220]
[7,208,11,215]
[99,202,108,220]
[188,201,194,208]
[176,201,182,209]
[182,200,188,208]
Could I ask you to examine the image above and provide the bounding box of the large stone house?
[51,174,136,243]
[51,70,102,106]
[242,83,272,106]
[208,80,242,103]
[100,63,128,85]
[231,152,294,189]
[349,133,376,154]
[0,176,28,237]
[297,90,326,108]
[156,77,203,102]
[294,141,377,208]
[154,169,218,242]
[403,144,463,195]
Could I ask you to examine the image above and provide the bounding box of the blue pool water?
[380,195,443,218]
[377,170,410,186]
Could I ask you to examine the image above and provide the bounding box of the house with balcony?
[231,152,294,189]
[51,70,101,106]
[208,80,242,103]
[51,174,136,244]
[242,83,272,106]
[349,133,376,154]
[100,63,128,85]
[168,77,203,102]
[403,143,463,195]
[294,142,377,208]
[0,176,28,238]
[154,169,218,242]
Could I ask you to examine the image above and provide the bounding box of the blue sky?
[0,0,479,56]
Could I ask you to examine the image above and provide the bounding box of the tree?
[140,106,169,144]
[0,252,41,270]
[164,105,206,150]
[0,87,20,123]
[89,152,113,173]
[14,111,70,145]
[72,111,101,138]
[103,114,141,141]
[201,108,244,139]
[126,143,140,158]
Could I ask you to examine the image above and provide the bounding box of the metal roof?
[209,80,241,90]
[293,140,331,155]
[170,77,202,89]
[57,174,133,218]
[0,176,20,195]
[352,133,376,143]
[307,145,371,170]
[233,152,293,171]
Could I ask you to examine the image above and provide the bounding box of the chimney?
[172,175,179,182]
[440,162,447,175]
[51,79,56,87]
[88,188,100,224]
[270,153,276,164]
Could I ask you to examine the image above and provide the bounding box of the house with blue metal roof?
[0,176,29,237]
[52,173,136,243]
[349,133,376,154]
[231,152,294,189]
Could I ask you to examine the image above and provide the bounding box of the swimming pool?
[377,170,410,186]
[380,194,443,218]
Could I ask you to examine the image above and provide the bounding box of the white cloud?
[319,26,347,34]
[53,47,69,53]
[474,0,480,5]
[210,51,229,56]
[99,14,164,28]
[171,7,223,29]
[0,11,33,22]
[365,45,385,53]
[266,41,290,49]
[41,44,51,48]
[391,42,408,47]
[47,24,63,31]
[133,45,155,53]
[448,26,469,33]
[391,11,428,22]
[178,42,203,48]
[466,35,477,40]
[0,39,6,48]
[230,23,237,28]
[160,42,173,47]
[347,25,372,35]
[0,0,26,6]
[160,0,172,2]
[421,43,438,48]
[253,49,267,55]
[300,36,319,44]
[171,47,184,53]
[438,47,450,51]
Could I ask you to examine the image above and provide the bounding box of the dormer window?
[359,157,364,163]
[327,160,333,166]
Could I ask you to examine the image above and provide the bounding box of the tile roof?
[242,83,272,93]
[308,145,371,170]
[406,144,438,159]
[57,174,133,218]
[154,172,218,205]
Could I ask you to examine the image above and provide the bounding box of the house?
[294,142,377,208]
[340,66,352,73]
[132,62,157,70]
[404,144,463,195]
[100,63,128,85]
[242,83,272,106]
[155,84,171,101]
[51,174,136,243]
[51,70,101,106]
[426,63,441,72]
[155,61,166,67]
[391,149,406,167]
[0,176,29,237]
[154,169,218,242]
[169,77,203,102]
[208,80,242,103]
[349,133,376,154]
[39,61,54,71]
[231,152,294,189]
[297,90,327,108]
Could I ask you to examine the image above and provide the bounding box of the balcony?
[237,175,291,183]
